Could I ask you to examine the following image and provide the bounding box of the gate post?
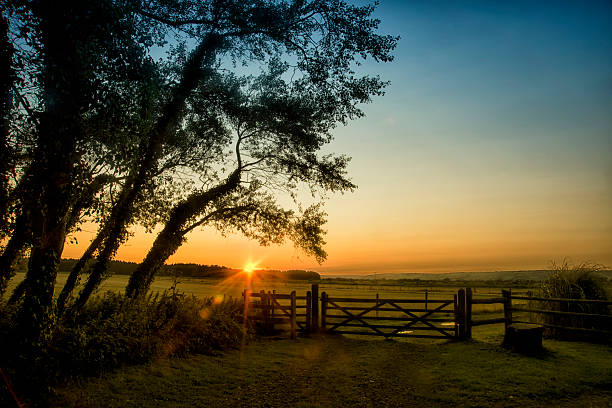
[320,291,327,332]
[502,289,512,334]
[311,284,319,332]
[453,293,458,338]
[269,290,275,325]
[306,291,312,333]
[465,287,473,339]
[260,290,269,332]
[290,291,297,339]
[457,289,466,339]
[243,289,251,329]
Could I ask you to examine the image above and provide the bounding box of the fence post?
[425,289,428,311]
[376,293,380,318]
[290,291,297,340]
[260,290,268,332]
[306,291,312,333]
[502,289,512,333]
[243,289,251,329]
[465,287,473,339]
[311,284,319,332]
[454,294,458,338]
[270,290,275,323]
[321,291,327,332]
[457,289,466,339]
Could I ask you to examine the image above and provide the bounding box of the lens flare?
[243,261,259,277]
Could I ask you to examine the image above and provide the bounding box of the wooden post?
[242,289,251,328]
[454,294,458,338]
[457,289,466,339]
[526,290,534,324]
[260,290,268,332]
[311,284,319,332]
[269,290,275,324]
[376,293,380,318]
[503,289,513,333]
[320,291,327,332]
[425,289,428,311]
[290,291,297,340]
[465,287,473,339]
[306,291,312,333]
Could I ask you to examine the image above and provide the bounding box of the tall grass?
[535,260,610,340]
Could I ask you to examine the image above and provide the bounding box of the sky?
[63,0,612,275]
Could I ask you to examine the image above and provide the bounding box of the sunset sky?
[63,0,612,275]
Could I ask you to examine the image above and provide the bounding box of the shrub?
[535,261,610,340]
[53,292,247,375]
[0,291,249,404]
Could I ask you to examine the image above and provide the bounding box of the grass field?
[50,328,612,407]
[6,273,612,407]
[8,272,528,312]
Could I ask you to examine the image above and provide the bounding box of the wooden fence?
[242,285,611,341]
[463,288,612,339]
[242,285,464,340]
[242,290,310,339]
[502,289,612,337]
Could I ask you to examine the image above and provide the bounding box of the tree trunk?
[126,170,240,298]
[14,1,89,352]
[74,33,224,308]
[55,230,104,313]
[72,217,128,310]
[125,222,186,299]
[8,278,26,304]
[0,213,31,296]
[16,227,67,348]
[55,175,115,313]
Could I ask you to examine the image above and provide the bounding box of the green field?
[7,271,532,329]
[8,272,524,324]
[6,272,612,407]
[51,329,612,408]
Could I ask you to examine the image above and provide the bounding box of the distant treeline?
[17,259,321,281]
[321,277,540,288]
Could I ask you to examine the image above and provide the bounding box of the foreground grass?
[50,329,612,408]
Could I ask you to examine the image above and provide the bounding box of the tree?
[2,0,164,352]
[2,0,396,351]
[70,0,397,304]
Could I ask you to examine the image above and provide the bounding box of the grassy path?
[51,332,612,408]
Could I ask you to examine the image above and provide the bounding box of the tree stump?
[503,324,544,353]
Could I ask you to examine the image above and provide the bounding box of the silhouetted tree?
[75,1,397,303]
[1,0,165,354]
[1,0,396,352]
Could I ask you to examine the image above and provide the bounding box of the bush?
[535,261,610,340]
[53,292,247,375]
[0,291,249,404]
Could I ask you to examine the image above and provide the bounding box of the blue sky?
[66,1,612,273]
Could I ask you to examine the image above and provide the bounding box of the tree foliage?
[1,0,396,352]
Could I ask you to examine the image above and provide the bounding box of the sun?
[243,261,259,277]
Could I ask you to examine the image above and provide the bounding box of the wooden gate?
[243,290,311,338]
[321,292,458,339]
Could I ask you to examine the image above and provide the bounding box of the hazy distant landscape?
[329,269,612,281]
